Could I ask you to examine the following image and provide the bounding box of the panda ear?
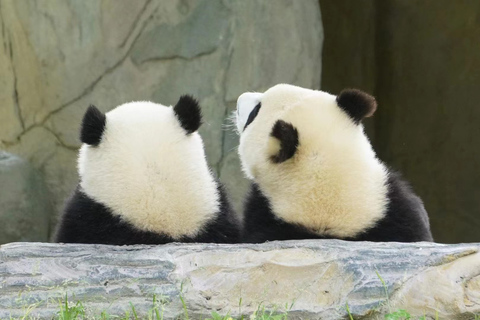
[173,95,202,134]
[80,105,106,146]
[336,89,377,124]
[269,120,299,163]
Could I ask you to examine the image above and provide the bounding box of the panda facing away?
[55,96,240,245]
[235,84,433,243]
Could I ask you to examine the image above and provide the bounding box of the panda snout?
[236,92,263,132]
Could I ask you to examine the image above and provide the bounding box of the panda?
[235,84,433,243]
[55,95,240,245]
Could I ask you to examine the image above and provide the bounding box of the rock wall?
[0,152,52,243]
[1,240,479,319]
[0,0,323,239]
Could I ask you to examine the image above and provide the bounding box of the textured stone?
[130,0,230,63]
[0,0,323,234]
[0,15,23,142]
[219,148,250,221]
[223,0,323,102]
[0,152,52,244]
[1,240,479,319]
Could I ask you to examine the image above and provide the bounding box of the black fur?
[80,105,106,146]
[270,120,299,163]
[336,89,377,124]
[55,183,240,245]
[244,103,261,131]
[242,172,433,243]
[174,95,202,134]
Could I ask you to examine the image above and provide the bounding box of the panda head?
[77,96,220,239]
[235,84,388,238]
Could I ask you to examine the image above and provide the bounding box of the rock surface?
[0,0,323,233]
[1,240,479,319]
[0,152,52,244]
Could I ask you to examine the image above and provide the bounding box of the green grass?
[5,297,480,320]
[57,295,85,320]
[345,302,354,320]
[2,294,291,320]
[14,295,480,320]
[4,286,480,320]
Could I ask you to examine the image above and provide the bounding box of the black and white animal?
[55,96,240,245]
[235,84,433,243]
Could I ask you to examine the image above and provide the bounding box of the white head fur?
[236,84,389,238]
[78,99,219,239]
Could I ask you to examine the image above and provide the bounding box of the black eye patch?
[243,103,261,131]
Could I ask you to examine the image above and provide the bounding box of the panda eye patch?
[244,103,261,131]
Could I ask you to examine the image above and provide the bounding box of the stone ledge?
[1,240,479,319]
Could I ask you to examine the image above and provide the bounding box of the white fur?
[236,92,263,133]
[236,84,389,238]
[78,101,219,239]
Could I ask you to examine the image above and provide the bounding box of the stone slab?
[1,240,479,319]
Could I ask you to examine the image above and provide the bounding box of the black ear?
[80,105,106,146]
[336,89,377,124]
[270,120,299,163]
[173,95,202,134]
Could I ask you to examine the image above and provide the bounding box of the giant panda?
[55,95,240,245]
[235,84,433,243]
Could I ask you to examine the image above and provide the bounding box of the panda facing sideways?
[235,84,433,243]
[55,96,240,245]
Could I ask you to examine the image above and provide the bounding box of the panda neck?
[79,159,221,239]
[257,157,390,238]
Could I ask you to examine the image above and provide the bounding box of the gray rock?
[131,0,230,63]
[223,0,323,102]
[0,152,51,244]
[0,0,323,235]
[1,240,479,319]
